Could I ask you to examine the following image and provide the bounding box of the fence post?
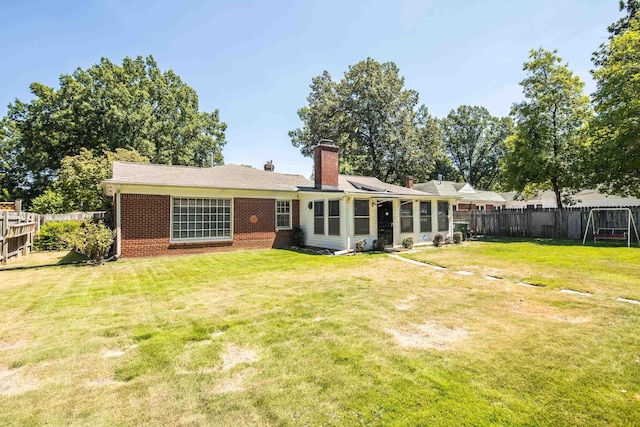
[1,211,8,265]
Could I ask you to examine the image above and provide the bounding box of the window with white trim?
[400,201,413,233]
[354,199,370,235]
[328,199,340,236]
[314,201,324,235]
[420,201,432,232]
[172,198,231,240]
[276,200,291,229]
[438,201,449,232]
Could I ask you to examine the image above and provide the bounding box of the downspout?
[114,187,122,259]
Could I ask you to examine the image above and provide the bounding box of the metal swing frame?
[582,207,639,247]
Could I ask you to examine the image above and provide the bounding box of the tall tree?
[503,49,592,207]
[606,0,640,37]
[588,7,640,197]
[1,55,226,202]
[440,106,512,189]
[289,58,443,185]
[30,148,150,213]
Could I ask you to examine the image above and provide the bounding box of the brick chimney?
[264,160,274,172]
[406,176,414,189]
[314,139,339,190]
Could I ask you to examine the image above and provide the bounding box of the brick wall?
[119,194,299,258]
[314,143,339,189]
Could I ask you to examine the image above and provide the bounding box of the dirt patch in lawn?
[0,340,27,351]
[395,295,418,311]
[0,364,39,395]
[214,368,256,394]
[221,345,259,371]
[386,322,468,350]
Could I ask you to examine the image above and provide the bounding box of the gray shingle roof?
[336,175,434,196]
[105,162,313,192]
[413,180,462,197]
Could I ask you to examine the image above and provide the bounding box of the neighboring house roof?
[501,189,640,207]
[105,162,313,192]
[413,180,462,197]
[414,180,505,203]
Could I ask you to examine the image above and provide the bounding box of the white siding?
[299,193,456,251]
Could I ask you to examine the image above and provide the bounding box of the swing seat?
[594,228,628,241]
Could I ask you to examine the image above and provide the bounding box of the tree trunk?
[552,178,562,208]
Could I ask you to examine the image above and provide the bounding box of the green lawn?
[0,244,638,426]
[404,237,640,299]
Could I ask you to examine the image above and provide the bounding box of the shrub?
[373,238,387,251]
[67,221,115,263]
[293,225,304,247]
[453,231,463,244]
[433,233,444,247]
[402,236,414,249]
[34,221,83,251]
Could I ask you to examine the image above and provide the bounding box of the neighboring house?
[501,190,640,209]
[102,142,458,258]
[413,180,506,211]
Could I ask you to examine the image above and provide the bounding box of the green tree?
[54,148,150,212]
[30,189,66,214]
[440,106,512,189]
[606,0,640,37]
[1,55,226,202]
[503,49,592,207]
[289,58,443,185]
[588,10,640,197]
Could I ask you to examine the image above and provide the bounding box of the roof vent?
[264,160,275,172]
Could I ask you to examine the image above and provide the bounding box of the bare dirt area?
[0,364,39,396]
[386,322,468,350]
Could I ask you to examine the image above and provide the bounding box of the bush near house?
[67,221,115,263]
[433,233,445,247]
[402,236,414,249]
[34,221,83,251]
[453,231,463,244]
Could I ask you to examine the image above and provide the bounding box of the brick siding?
[119,194,299,258]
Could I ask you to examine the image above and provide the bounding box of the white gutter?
[115,188,121,258]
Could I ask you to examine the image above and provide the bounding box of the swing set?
[582,208,639,247]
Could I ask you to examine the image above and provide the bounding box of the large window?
[354,199,370,235]
[276,200,291,229]
[314,201,324,235]
[420,201,432,232]
[438,201,449,232]
[400,201,413,233]
[328,199,340,236]
[172,198,231,241]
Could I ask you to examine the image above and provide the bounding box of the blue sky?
[0,0,621,177]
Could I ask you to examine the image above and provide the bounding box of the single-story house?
[413,180,506,211]
[501,189,640,209]
[102,142,458,257]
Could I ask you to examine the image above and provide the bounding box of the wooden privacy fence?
[1,211,41,265]
[42,212,106,224]
[454,206,640,241]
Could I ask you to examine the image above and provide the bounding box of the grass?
[405,237,640,299]
[0,244,638,426]
[0,250,88,270]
